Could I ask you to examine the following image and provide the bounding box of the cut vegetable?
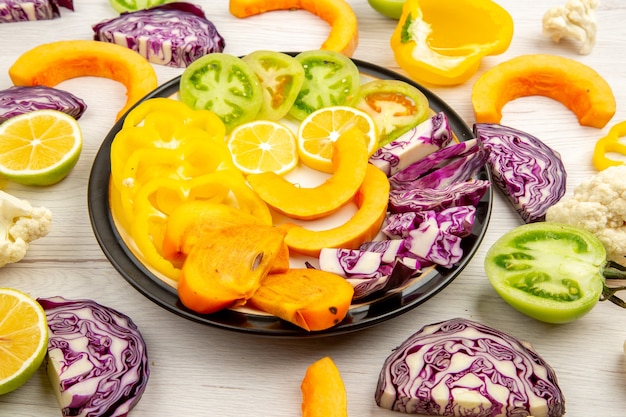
[474,123,566,223]
[229,0,359,57]
[93,2,226,68]
[0,86,86,123]
[301,357,348,417]
[177,224,287,314]
[281,164,390,257]
[8,40,158,121]
[248,127,369,220]
[249,268,354,331]
[472,54,616,129]
[38,296,149,417]
[375,317,566,417]
[0,0,73,23]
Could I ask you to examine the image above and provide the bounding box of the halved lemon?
[227,120,298,175]
[0,288,48,395]
[297,106,378,173]
[0,109,82,186]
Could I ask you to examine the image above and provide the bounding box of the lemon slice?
[0,109,82,186]
[297,106,378,173]
[227,120,298,175]
[0,288,48,395]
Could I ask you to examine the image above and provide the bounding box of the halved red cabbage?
[92,2,225,68]
[37,296,150,417]
[473,123,566,223]
[375,318,565,417]
[0,86,87,122]
[0,0,73,23]
[370,112,453,176]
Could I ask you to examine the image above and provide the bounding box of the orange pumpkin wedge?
[229,0,358,57]
[472,54,616,128]
[280,164,389,257]
[177,224,287,314]
[247,127,369,220]
[8,40,158,121]
[301,357,348,417]
[249,268,354,332]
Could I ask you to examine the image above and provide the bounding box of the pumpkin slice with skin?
[177,224,287,315]
[280,163,389,257]
[229,0,358,57]
[301,356,348,417]
[472,54,616,129]
[247,127,369,221]
[8,40,158,121]
[249,268,354,332]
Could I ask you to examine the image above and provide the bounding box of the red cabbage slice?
[370,112,453,176]
[375,318,565,417]
[473,123,566,223]
[0,86,87,122]
[92,2,225,68]
[389,138,481,189]
[37,296,150,417]
[383,206,476,239]
[0,0,73,23]
[389,180,490,214]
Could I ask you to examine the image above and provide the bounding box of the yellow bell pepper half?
[593,121,626,171]
[390,0,514,86]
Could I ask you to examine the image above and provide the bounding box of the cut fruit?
[301,356,348,416]
[0,288,48,396]
[297,106,377,173]
[227,120,298,175]
[0,109,82,186]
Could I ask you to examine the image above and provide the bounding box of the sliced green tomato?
[242,51,305,121]
[289,50,360,121]
[352,79,430,147]
[179,53,263,133]
[109,0,172,13]
[484,222,606,324]
[367,0,405,19]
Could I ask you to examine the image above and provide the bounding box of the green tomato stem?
[601,261,626,308]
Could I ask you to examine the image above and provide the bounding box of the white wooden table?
[1,1,625,416]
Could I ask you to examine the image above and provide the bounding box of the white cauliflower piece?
[546,165,626,266]
[0,190,52,267]
[542,0,599,55]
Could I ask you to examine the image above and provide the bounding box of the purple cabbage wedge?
[389,180,490,214]
[0,86,87,123]
[38,296,150,417]
[92,2,225,68]
[375,318,565,417]
[0,0,73,23]
[473,123,566,223]
[370,112,453,176]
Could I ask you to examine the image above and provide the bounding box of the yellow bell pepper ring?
[390,0,514,86]
[593,121,626,171]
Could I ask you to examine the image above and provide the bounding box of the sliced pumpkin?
[280,164,389,257]
[229,0,359,57]
[247,127,369,220]
[301,356,348,417]
[8,40,158,121]
[249,268,354,332]
[472,54,616,129]
[177,224,287,314]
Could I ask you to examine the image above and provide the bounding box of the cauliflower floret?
[546,165,626,266]
[542,0,599,55]
[0,190,52,267]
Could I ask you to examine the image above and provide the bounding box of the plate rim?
[87,55,493,338]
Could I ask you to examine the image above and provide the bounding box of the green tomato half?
[367,0,405,20]
[484,222,606,324]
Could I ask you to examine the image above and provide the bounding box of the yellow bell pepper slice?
[593,121,626,171]
[390,0,514,86]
